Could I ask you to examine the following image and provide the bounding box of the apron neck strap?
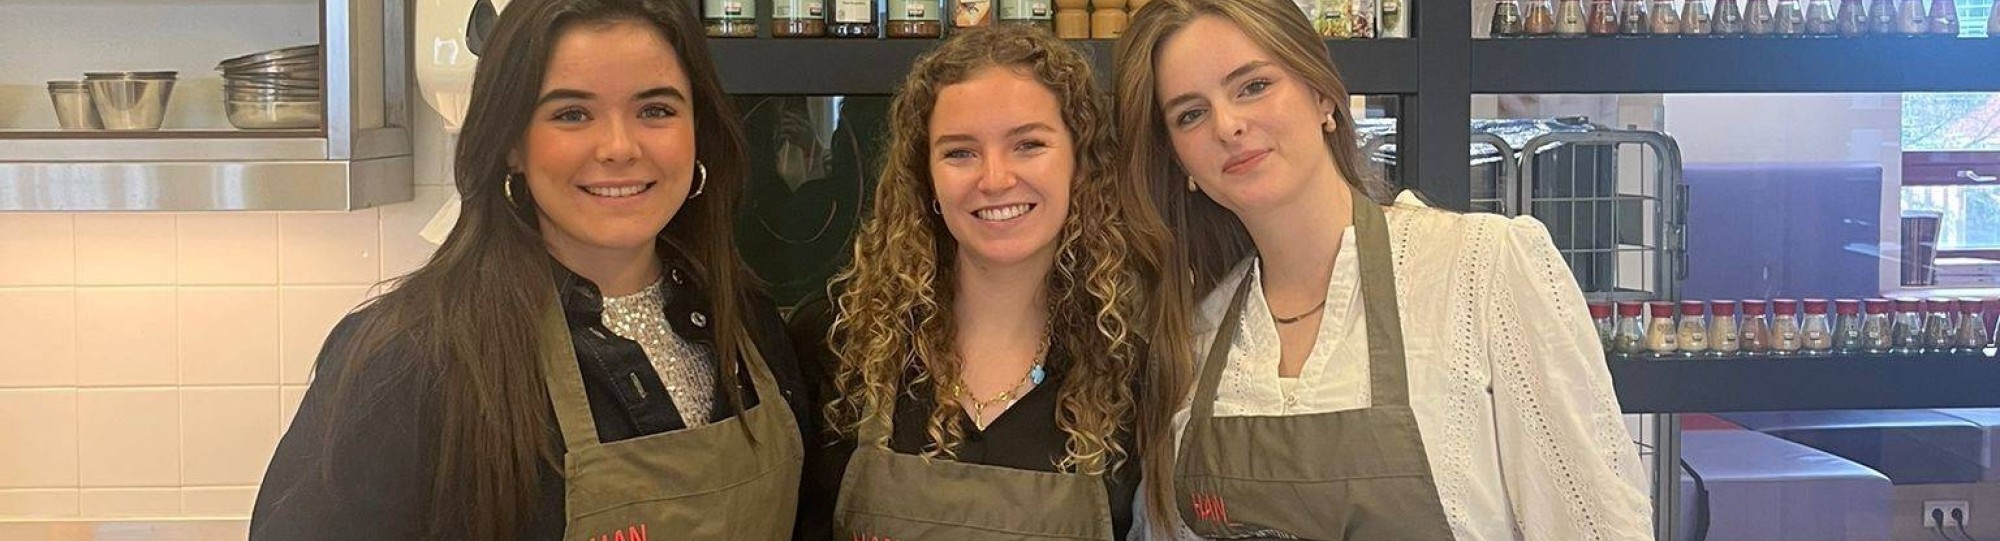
[1184,185,1410,430]
[540,289,603,451]
[1351,187,1409,408]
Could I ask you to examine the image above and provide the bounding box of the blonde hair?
[827,24,1184,486]
[1115,0,1389,294]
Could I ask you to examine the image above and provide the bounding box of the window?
[1901,87,2000,255]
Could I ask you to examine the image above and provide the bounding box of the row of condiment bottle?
[1590,298,1996,358]
[703,0,1146,39]
[1490,0,1969,37]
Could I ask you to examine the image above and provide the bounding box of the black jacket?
[249,245,813,540]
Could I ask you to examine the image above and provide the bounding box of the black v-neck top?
[786,297,1142,541]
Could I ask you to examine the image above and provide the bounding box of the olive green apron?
[1175,188,1455,540]
[539,296,803,541]
[833,382,1116,539]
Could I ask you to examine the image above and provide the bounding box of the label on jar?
[999,0,1053,20]
[836,0,875,22]
[775,0,827,19]
[955,0,995,26]
[706,0,755,19]
[891,0,937,20]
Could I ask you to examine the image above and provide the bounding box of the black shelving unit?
[710,38,1420,95]
[1473,36,2000,94]
[1611,354,2000,413]
[699,12,2000,415]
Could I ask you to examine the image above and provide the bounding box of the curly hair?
[826,25,1184,483]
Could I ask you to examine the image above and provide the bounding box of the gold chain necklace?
[954,329,1052,430]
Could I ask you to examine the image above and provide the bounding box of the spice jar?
[1801,299,1834,355]
[831,0,882,37]
[1494,0,1528,35]
[1834,0,1867,34]
[1956,298,1990,355]
[1926,299,1959,353]
[1646,302,1680,358]
[1744,0,1776,32]
[1614,302,1648,356]
[1556,0,1590,35]
[705,0,758,37]
[1928,0,1959,34]
[1868,0,1898,33]
[957,0,997,29]
[1678,301,1710,357]
[1000,0,1056,31]
[1895,0,1926,33]
[1091,0,1127,38]
[774,0,829,37]
[1892,298,1926,354]
[1771,299,1804,354]
[1591,302,1616,352]
[1772,0,1806,33]
[1863,299,1894,354]
[1056,0,1092,38]
[1833,299,1865,354]
[1587,0,1621,34]
[1804,0,1837,32]
[1709,301,1741,357]
[1620,0,1650,32]
[889,0,946,37]
[1649,0,1682,32]
[1713,0,1747,31]
[1684,0,1716,32]
[1525,0,1559,34]
[1741,300,1773,356]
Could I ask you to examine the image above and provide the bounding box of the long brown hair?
[1114,0,1388,294]
[311,0,752,538]
[824,24,1190,520]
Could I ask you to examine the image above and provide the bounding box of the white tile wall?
[79,488,181,518]
[178,288,281,386]
[0,289,77,388]
[74,214,176,285]
[0,197,443,520]
[75,288,178,387]
[77,390,181,488]
[0,390,79,488]
[181,388,279,487]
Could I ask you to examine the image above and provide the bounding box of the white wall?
[0,0,459,520]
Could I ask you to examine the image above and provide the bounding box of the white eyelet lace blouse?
[1135,193,1654,541]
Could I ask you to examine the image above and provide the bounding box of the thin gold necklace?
[1275,299,1329,325]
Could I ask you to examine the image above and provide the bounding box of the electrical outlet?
[1924,500,1969,528]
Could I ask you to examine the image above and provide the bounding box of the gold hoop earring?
[932,200,943,215]
[689,162,708,199]
[504,172,522,208]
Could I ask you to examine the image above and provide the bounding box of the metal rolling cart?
[1354,119,1518,214]
[1505,123,1692,541]
[1362,118,1693,539]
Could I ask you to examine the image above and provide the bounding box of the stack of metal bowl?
[83,71,177,131]
[47,80,104,130]
[217,44,323,130]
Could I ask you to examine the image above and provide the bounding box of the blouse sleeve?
[1484,216,1654,541]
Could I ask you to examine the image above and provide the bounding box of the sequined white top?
[601,277,716,428]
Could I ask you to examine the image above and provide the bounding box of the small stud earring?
[1187,176,1199,193]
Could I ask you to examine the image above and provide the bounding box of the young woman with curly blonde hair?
[789,24,1192,541]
